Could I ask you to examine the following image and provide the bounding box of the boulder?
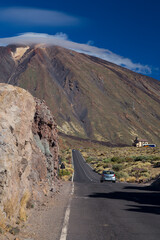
[0,83,58,224]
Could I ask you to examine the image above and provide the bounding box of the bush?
[4,199,16,219]
[115,171,129,180]
[59,169,71,176]
[103,163,112,168]
[153,162,160,168]
[86,157,96,163]
[124,157,134,162]
[111,157,125,163]
[112,164,123,172]
[102,158,111,163]
[134,156,151,162]
[19,191,30,222]
[95,166,104,174]
[126,176,136,183]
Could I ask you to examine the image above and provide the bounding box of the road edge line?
[59,151,75,240]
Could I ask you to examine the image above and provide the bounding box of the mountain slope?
[0,45,160,145]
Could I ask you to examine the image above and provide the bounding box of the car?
[100,170,116,183]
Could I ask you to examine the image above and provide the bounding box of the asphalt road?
[67,150,160,240]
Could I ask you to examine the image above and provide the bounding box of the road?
[67,150,160,240]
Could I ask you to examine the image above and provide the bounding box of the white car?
[100,170,116,183]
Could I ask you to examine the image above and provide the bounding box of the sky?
[0,0,159,80]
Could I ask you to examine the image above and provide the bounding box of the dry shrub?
[62,175,71,181]
[115,171,129,180]
[19,191,30,221]
[139,176,148,183]
[4,198,16,219]
[95,166,104,174]
[126,176,136,183]
[59,162,74,181]
[119,177,125,182]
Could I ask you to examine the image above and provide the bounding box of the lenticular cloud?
[0,32,151,74]
[0,7,80,26]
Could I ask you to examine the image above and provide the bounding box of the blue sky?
[0,0,159,80]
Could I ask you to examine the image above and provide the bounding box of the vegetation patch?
[4,196,18,219]
[59,136,160,183]
[19,191,31,221]
[59,147,74,181]
[80,146,160,183]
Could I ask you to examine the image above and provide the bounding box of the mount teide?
[0,45,160,145]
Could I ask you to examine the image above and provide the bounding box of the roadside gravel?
[18,181,72,240]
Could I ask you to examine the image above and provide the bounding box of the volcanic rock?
[0,83,58,224]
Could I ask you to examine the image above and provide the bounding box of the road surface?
[67,150,160,240]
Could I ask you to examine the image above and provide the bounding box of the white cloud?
[0,7,80,26]
[0,32,151,74]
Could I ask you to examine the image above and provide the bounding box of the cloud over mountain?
[0,7,80,26]
[0,32,151,74]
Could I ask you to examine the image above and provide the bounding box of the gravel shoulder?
[18,181,72,240]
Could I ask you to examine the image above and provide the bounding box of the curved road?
[66,150,160,240]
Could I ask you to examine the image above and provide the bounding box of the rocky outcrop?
[0,84,58,225]
[32,98,59,182]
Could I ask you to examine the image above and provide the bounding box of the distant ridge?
[59,132,129,147]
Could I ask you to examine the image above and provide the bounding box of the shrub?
[59,169,70,176]
[95,166,104,174]
[138,176,149,183]
[96,162,103,167]
[124,157,134,162]
[19,191,30,221]
[115,171,129,180]
[153,156,160,160]
[126,176,136,183]
[103,163,112,169]
[111,157,125,163]
[102,158,111,163]
[4,199,15,219]
[86,157,96,163]
[153,161,160,168]
[134,156,151,162]
[119,178,125,182]
[112,164,123,172]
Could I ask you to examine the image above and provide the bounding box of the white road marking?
[59,202,71,240]
[59,152,75,240]
[71,154,75,183]
[71,182,74,195]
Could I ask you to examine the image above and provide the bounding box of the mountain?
[0,44,160,145]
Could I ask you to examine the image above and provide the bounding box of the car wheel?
[100,180,103,183]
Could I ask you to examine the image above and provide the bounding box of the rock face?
[0,84,58,223]
[32,98,59,181]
